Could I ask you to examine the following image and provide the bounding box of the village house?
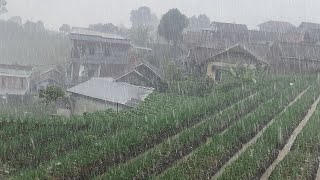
[258,21,296,33]
[297,22,320,44]
[115,63,165,89]
[199,44,269,80]
[183,22,249,48]
[184,42,236,73]
[0,64,33,103]
[298,22,320,32]
[248,30,304,44]
[268,42,320,73]
[31,65,65,92]
[67,77,154,115]
[68,27,133,86]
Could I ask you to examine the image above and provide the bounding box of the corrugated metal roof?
[67,77,154,106]
[203,44,270,65]
[210,22,248,32]
[0,88,28,96]
[0,68,32,77]
[275,42,320,61]
[71,27,126,40]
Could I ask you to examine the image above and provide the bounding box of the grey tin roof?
[67,77,154,106]
[71,27,126,40]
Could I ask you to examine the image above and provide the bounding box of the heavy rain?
[1,0,320,179]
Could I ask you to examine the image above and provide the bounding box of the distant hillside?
[0,20,71,66]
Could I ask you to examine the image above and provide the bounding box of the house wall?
[205,53,261,79]
[207,64,216,80]
[136,66,163,85]
[271,57,320,74]
[70,39,132,83]
[71,40,130,60]
[72,94,128,115]
[32,79,63,92]
[0,76,29,89]
[100,64,129,78]
[42,70,64,84]
[116,72,153,88]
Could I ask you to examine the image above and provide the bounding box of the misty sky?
[5,0,320,30]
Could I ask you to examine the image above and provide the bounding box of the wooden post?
[117,103,119,114]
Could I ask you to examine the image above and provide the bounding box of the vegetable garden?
[1,75,320,179]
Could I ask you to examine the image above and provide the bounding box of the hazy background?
[4,0,320,30]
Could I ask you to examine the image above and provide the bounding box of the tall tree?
[130,6,159,45]
[198,14,211,28]
[89,23,120,34]
[158,8,188,57]
[8,16,22,26]
[187,14,211,30]
[24,20,45,32]
[130,6,158,28]
[130,26,150,46]
[59,24,71,33]
[0,0,7,14]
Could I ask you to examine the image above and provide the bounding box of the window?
[80,44,86,55]
[20,78,24,88]
[215,70,222,81]
[1,77,5,87]
[104,47,111,56]
[89,46,95,55]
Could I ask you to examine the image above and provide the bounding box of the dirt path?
[315,159,320,180]
[260,94,320,180]
[211,86,310,180]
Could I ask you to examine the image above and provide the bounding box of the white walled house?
[67,77,154,115]
[0,64,33,103]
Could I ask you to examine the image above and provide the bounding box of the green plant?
[38,86,65,105]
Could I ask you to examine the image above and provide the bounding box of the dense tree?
[0,19,70,65]
[130,26,150,46]
[39,86,65,105]
[187,14,211,30]
[130,6,159,45]
[158,9,188,57]
[8,16,22,26]
[23,20,45,32]
[59,24,71,33]
[130,6,158,28]
[0,0,7,14]
[89,23,120,34]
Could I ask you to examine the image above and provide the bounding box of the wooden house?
[297,22,320,43]
[115,63,165,89]
[200,44,269,80]
[0,64,33,103]
[31,65,65,92]
[68,27,133,85]
[268,42,320,73]
[258,21,296,33]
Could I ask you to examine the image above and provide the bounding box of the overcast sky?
[4,0,320,30]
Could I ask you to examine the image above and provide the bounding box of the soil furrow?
[316,160,320,180]
[211,86,310,180]
[260,94,320,180]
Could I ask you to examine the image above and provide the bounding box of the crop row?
[158,79,311,179]
[11,80,270,179]
[217,84,320,179]
[269,100,320,179]
[95,78,293,179]
[0,78,261,142]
